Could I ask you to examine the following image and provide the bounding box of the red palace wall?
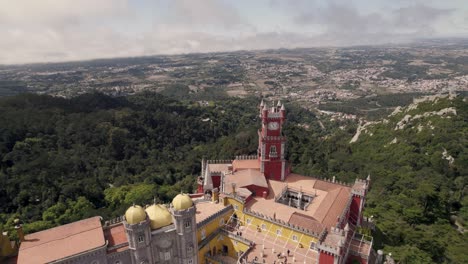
[350,195,361,225]
[319,251,335,264]
[264,161,283,181]
[197,184,204,194]
[212,175,221,189]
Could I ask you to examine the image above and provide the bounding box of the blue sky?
[0,0,467,64]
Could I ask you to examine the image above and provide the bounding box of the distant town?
[0,39,467,122]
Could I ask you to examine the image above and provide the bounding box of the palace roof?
[17,216,105,264]
[245,173,351,234]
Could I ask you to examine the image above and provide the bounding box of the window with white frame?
[276,229,282,236]
[310,241,316,249]
[234,204,239,210]
[201,229,206,239]
[292,235,298,241]
[246,218,251,224]
[219,218,225,226]
[187,246,193,254]
[185,221,191,229]
[261,224,266,230]
[164,251,171,260]
[188,259,193,264]
[138,235,144,243]
[115,261,121,264]
[270,145,278,157]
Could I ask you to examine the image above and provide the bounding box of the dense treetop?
[0,92,466,263]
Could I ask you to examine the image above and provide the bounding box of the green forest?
[0,92,467,263]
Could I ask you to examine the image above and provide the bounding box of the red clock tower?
[258,100,288,181]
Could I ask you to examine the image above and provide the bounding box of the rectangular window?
[246,218,251,224]
[292,235,298,241]
[185,221,191,229]
[261,224,266,230]
[188,260,193,264]
[219,218,225,226]
[138,235,144,243]
[276,229,282,236]
[310,241,316,249]
[187,246,193,254]
[201,229,206,240]
[164,252,171,260]
[234,204,239,210]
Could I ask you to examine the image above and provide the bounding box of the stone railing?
[237,245,255,264]
[243,208,321,238]
[317,242,339,256]
[220,229,253,246]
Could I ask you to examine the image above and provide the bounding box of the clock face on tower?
[268,122,279,130]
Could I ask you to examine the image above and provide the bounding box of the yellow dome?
[125,205,146,224]
[172,194,193,210]
[145,204,173,229]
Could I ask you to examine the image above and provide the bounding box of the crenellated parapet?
[259,135,287,142]
[336,196,353,228]
[207,159,233,164]
[234,155,257,160]
[243,208,322,238]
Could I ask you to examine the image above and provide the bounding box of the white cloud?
[0,0,466,64]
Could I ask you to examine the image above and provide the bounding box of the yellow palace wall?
[199,233,251,264]
[223,196,319,249]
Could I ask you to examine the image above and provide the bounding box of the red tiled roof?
[288,212,324,234]
[224,169,267,197]
[104,223,127,248]
[245,174,353,231]
[17,216,105,264]
[232,159,260,170]
[321,188,351,228]
[313,180,341,191]
[312,188,342,222]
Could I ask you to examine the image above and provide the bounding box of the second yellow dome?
[145,204,173,229]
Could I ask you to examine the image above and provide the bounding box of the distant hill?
[295,93,467,263]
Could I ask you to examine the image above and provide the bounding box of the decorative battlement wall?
[207,159,233,164]
[243,208,321,238]
[104,216,125,227]
[259,135,286,142]
[336,196,352,228]
[266,112,283,118]
[234,155,257,160]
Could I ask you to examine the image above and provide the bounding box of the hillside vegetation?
[294,94,468,263]
[0,92,466,263]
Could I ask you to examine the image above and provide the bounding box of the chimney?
[212,188,219,203]
[231,183,237,196]
[14,219,25,242]
[262,191,268,199]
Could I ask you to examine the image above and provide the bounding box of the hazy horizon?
[1,0,467,65]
